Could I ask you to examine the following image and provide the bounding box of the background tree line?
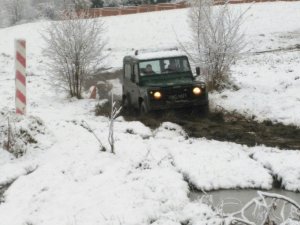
[0,0,173,27]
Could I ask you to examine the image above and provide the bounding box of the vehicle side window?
[182,59,190,71]
[134,64,139,83]
[124,64,131,80]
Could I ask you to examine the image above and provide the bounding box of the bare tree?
[81,95,122,154]
[4,0,24,24]
[73,0,92,9]
[108,94,122,154]
[42,10,106,98]
[1,0,63,25]
[33,2,57,19]
[185,0,247,91]
[31,0,88,19]
[1,0,36,25]
[58,0,92,10]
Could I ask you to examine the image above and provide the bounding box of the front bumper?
[148,94,208,111]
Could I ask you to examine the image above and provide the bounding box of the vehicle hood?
[140,74,194,87]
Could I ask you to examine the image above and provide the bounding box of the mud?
[88,70,300,150]
[178,112,300,150]
[123,110,300,150]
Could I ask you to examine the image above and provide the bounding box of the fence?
[84,2,187,18]
[79,0,299,18]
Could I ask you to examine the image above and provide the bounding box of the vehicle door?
[123,63,133,97]
[130,63,140,107]
[123,62,140,108]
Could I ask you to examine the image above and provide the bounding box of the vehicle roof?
[124,49,187,61]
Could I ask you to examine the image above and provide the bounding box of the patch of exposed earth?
[88,68,300,150]
[126,110,300,150]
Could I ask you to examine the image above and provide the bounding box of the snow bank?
[252,148,300,192]
[0,154,38,186]
[0,114,53,185]
[173,140,273,190]
[211,51,300,126]
[0,118,223,225]
[0,106,298,225]
[153,123,273,190]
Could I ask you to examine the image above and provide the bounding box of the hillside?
[0,2,300,225]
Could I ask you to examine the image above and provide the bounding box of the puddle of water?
[190,189,300,223]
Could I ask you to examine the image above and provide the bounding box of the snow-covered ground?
[0,2,300,125]
[0,2,300,225]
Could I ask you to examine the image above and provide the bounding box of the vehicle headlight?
[153,91,162,100]
[193,87,202,95]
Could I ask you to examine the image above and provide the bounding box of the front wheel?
[139,102,149,116]
[200,103,209,116]
[192,103,209,117]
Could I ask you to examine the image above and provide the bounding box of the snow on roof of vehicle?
[130,48,187,60]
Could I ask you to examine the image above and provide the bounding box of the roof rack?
[134,47,178,56]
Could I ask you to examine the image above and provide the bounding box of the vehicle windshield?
[139,57,191,76]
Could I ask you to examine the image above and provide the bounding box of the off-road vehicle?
[122,49,208,114]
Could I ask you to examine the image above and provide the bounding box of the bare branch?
[42,9,107,98]
[227,191,300,225]
[185,0,249,90]
[108,93,122,154]
[81,120,106,151]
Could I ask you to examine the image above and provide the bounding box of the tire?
[192,103,209,117]
[122,95,134,116]
[139,102,148,116]
[122,94,131,109]
[200,103,209,117]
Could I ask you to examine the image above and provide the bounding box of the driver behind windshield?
[144,64,154,75]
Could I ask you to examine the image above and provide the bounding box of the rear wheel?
[122,94,131,109]
[122,95,135,116]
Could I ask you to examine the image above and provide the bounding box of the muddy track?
[102,104,300,150]
[177,114,300,150]
[122,110,300,150]
[90,70,300,150]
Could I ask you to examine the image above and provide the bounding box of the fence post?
[15,39,26,115]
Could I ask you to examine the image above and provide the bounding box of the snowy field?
[0,1,300,225]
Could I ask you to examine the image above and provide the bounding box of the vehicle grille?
[162,86,191,101]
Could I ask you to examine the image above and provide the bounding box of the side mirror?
[196,67,200,76]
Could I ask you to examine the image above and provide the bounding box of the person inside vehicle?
[168,59,178,71]
[145,64,154,75]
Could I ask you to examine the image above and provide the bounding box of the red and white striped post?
[15,39,26,115]
[89,85,97,99]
